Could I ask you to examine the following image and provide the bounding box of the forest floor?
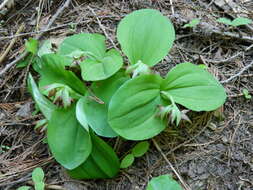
[0,0,253,189]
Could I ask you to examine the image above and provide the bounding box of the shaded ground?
[0,0,252,189]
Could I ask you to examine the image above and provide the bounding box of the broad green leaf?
[76,98,89,131]
[37,40,53,57]
[32,167,44,183]
[25,38,38,54]
[120,154,135,168]
[217,17,232,25]
[132,141,150,157]
[47,104,92,170]
[117,9,175,66]
[39,54,86,95]
[27,74,57,120]
[58,33,123,81]
[32,57,43,73]
[34,182,45,190]
[80,49,123,81]
[161,62,226,111]
[17,186,30,190]
[78,72,128,137]
[147,175,183,190]
[68,131,120,179]
[232,17,252,27]
[183,18,200,28]
[58,33,106,58]
[108,74,166,140]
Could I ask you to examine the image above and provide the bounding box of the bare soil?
[0,0,252,190]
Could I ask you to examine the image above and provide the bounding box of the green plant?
[120,141,150,168]
[0,145,10,153]
[16,37,38,68]
[217,17,252,27]
[147,174,183,190]
[242,88,251,99]
[183,18,200,28]
[25,38,39,55]
[27,9,226,179]
[18,167,45,190]
[32,168,45,190]
[17,38,53,69]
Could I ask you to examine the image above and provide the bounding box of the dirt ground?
[0,0,253,189]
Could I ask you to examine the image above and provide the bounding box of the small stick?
[36,0,44,31]
[169,0,175,15]
[0,0,10,9]
[27,181,67,190]
[0,0,72,77]
[205,44,253,64]
[0,23,25,64]
[152,139,191,190]
[208,28,253,43]
[0,15,120,40]
[221,60,253,84]
[228,91,253,98]
[88,6,119,51]
[38,0,72,38]
[230,116,242,144]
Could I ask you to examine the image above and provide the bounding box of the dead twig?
[0,22,84,40]
[39,0,72,38]
[205,44,253,64]
[228,90,253,98]
[204,27,253,43]
[1,173,31,189]
[27,181,67,190]
[36,0,44,31]
[150,120,211,174]
[0,0,10,9]
[183,138,218,147]
[0,0,72,77]
[169,0,175,15]
[0,157,53,185]
[230,116,242,144]
[88,6,119,51]
[0,15,119,41]
[152,139,191,190]
[0,24,25,64]
[221,60,253,83]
